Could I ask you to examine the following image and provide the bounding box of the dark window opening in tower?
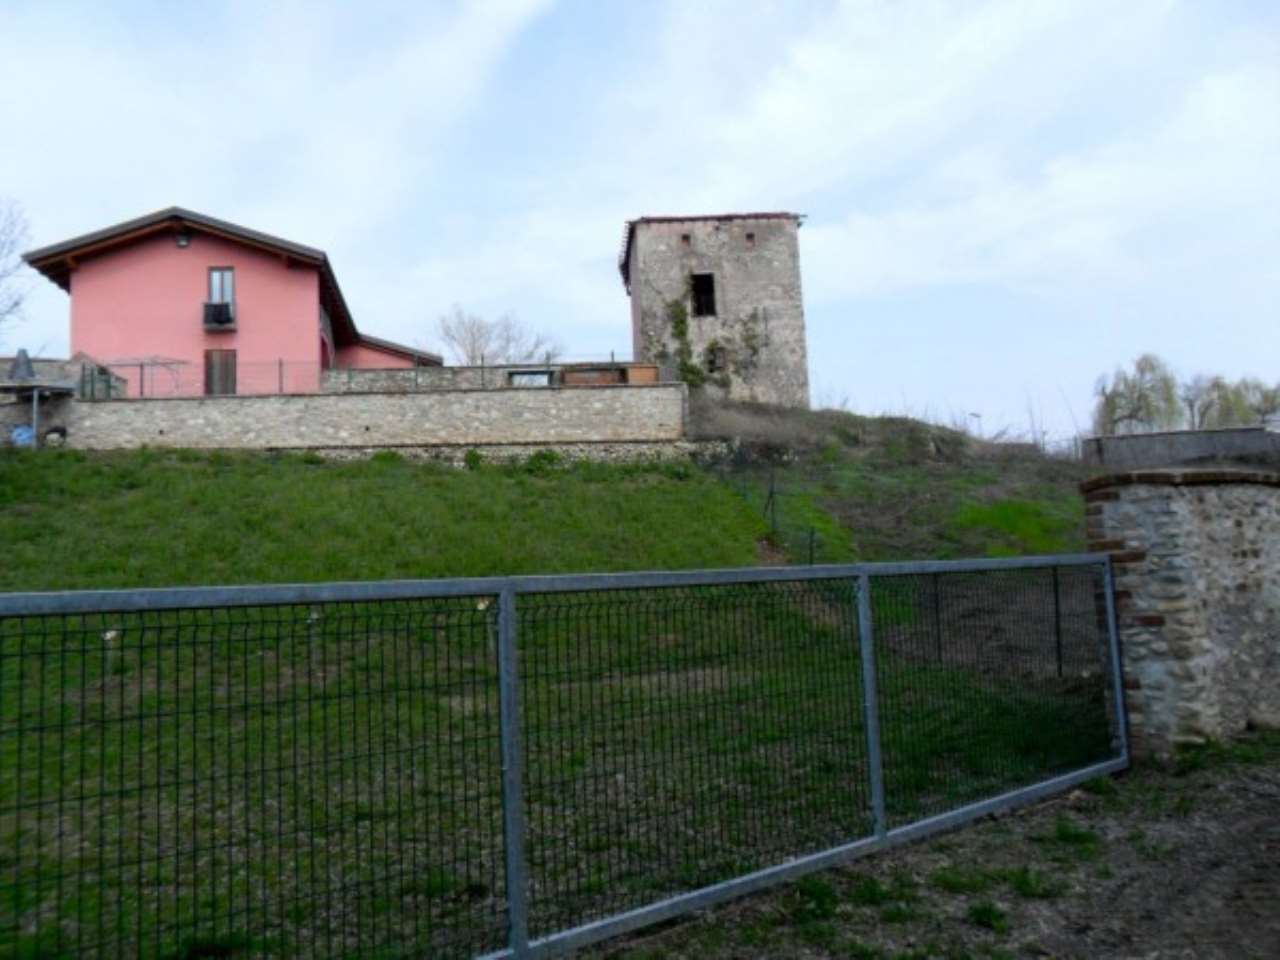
[691,273,717,317]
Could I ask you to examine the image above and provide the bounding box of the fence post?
[497,586,530,956]
[278,359,284,394]
[1052,567,1063,678]
[857,573,886,839]
[1101,559,1131,761]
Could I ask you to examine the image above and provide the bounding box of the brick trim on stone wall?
[1081,468,1280,492]
[1082,468,1280,756]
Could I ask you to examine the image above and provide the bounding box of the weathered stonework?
[624,215,810,408]
[1083,470,1280,756]
[26,383,687,451]
[312,439,730,466]
[1082,427,1280,468]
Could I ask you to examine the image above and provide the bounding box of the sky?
[1,0,1276,441]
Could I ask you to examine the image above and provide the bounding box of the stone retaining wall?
[24,383,687,450]
[1083,469,1280,755]
[312,439,730,465]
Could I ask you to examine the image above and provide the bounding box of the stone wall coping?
[1081,425,1270,442]
[73,381,684,405]
[1081,467,1280,493]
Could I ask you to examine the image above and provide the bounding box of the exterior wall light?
[175,231,191,248]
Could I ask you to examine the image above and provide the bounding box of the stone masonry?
[1083,470,1280,756]
[1081,427,1280,469]
[27,383,687,451]
[623,214,810,408]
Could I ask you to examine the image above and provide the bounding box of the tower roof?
[618,212,803,292]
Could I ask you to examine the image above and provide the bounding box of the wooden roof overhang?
[23,207,360,343]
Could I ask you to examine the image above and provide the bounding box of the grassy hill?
[0,450,767,591]
[0,407,1090,591]
[693,400,1091,564]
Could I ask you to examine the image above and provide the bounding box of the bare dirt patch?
[589,732,1280,960]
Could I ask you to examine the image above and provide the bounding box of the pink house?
[24,207,439,397]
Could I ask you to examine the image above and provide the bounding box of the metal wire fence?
[0,557,1127,958]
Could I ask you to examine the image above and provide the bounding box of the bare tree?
[435,304,561,366]
[0,199,30,332]
[1092,354,1183,435]
[1179,374,1221,430]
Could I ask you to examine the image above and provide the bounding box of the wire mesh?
[515,579,870,938]
[869,565,1122,827]
[0,597,506,958]
[0,560,1125,957]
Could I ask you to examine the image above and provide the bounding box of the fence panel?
[0,595,507,959]
[0,557,1127,958]
[515,579,870,940]
[867,564,1123,828]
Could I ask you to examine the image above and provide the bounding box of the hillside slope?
[693,400,1091,563]
[0,450,766,591]
[0,407,1091,591]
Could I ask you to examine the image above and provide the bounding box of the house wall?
[627,217,810,408]
[1084,469,1280,756]
[69,232,323,397]
[333,342,417,369]
[29,383,686,449]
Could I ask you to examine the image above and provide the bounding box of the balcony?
[203,301,236,331]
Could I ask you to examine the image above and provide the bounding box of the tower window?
[680,233,691,248]
[705,344,728,372]
[691,273,717,317]
[745,231,756,247]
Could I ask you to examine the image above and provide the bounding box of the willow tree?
[1092,354,1183,435]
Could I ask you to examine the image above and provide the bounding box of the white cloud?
[801,59,1280,301]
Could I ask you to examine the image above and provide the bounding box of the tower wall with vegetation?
[627,216,809,409]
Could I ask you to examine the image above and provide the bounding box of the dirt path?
[590,733,1280,959]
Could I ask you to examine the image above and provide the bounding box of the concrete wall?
[1083,469,1280,756]
[26,383,686,450]
[1081,427,1280,468]
[626,217,810,409]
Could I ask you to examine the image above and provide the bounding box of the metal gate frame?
[0,552,1129,958]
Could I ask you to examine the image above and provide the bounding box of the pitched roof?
[617,212,803,292]
[23,206,362,344]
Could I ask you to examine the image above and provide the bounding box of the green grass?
[1001,866,1066,900]
[0,449,767,590]
[706,404,1089,564]
[929,865,997,895]
[948,499,1082,558]
[966,900,1009,934]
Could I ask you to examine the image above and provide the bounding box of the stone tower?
[620,213,809,408]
